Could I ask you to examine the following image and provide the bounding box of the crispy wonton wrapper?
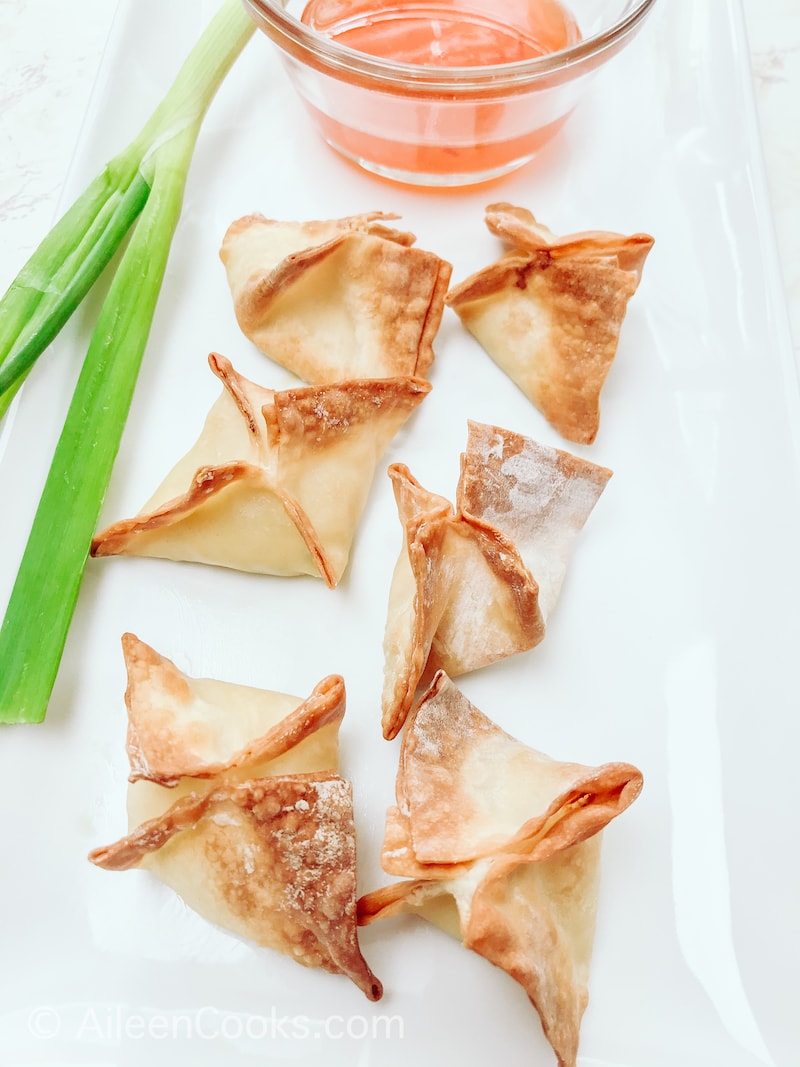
[89,634,382,1001]
[380,421,612,739]
[446,203,654,445]
[220,212,452,383]
[119,632,346,789]
[92,353,430,587]
[359,671,643,1064]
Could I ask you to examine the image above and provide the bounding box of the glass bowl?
[240,0,658,187]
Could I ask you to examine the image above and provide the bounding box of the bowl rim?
[240,0,659,90]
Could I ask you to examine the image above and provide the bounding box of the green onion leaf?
[0,174,150,407]
[0,0,255,724]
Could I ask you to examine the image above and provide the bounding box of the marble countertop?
[1,0,798,356]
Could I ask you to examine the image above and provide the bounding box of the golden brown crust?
[91,772,383,1001]
[465,841,601,1067]
[459,419,612,523]
[380,423,611,739]
[459,421,612,619]
[356,876,432,925]
[91,460,256,555]
[91,638,381,1000]
[122,633,346,786]
[395,672,642,867]
[222,210,408,246]
[484,202,654,280]
[359,672,643,1066]
[91,355,430,587]
[220,212,452,384]
[447,204,654,445]
[380,460,544,741]
[267,375,432,446]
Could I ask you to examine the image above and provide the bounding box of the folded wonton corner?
[446,203,654,445]
[220,211,452,384]
[119,631,346,789]
[380,420,612,739]
[359,671,643,1064]
[92,353,430,587]
[89,633,382,1001]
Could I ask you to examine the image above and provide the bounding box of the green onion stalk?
[0,0,255,724]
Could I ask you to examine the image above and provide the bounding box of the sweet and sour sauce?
[299,0,582,180]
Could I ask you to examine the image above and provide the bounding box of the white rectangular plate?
[0,1,797,1064]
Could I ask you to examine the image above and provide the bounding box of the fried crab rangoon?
[91,353,430,587]
[89,634,382,1001]
[359,672,643,1065]
[220,211,452,383]
[380,420,612,739]
[446,203,654,445]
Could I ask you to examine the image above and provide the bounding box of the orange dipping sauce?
[298,0,582,182]
[302,0,580,65]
